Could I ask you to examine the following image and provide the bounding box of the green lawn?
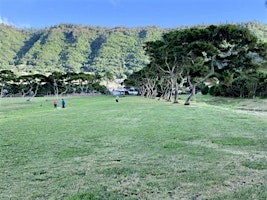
[0,95,266,200]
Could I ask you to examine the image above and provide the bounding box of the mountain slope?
[0,24,166,77]
[0,22,266,77]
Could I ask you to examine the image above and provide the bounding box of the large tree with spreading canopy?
[126,24,266,104]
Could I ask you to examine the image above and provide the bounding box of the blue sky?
[0,0,266,29]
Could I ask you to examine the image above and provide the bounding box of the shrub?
[201,85,209,95]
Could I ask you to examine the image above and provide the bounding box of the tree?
[48,71,64,97]
[164,25,266,104]
[103,71,115,87]
[66,72,96,93]
[144,37,187,103]
[0,70,16,97]
[130,24,267,104]
[18,74,47,100]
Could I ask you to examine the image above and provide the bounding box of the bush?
[201,85,209,95]
[209,85,221,96]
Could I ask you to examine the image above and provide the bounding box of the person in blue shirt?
[61,99,66,108]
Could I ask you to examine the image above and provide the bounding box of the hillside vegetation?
[0,24,166,78]
[0,22,266,78]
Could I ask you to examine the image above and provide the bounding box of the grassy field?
[0,95,266,200]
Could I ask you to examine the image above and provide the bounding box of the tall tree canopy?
[126,24,267,103]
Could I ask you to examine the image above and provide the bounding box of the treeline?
[0,70,109,98]
[0,22,266,80]
[124,24,267,104]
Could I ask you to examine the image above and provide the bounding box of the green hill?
[0,24,166,78]
[0,22,266,77]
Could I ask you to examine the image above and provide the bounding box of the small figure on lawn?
[53,100,57,108]
[115,96,119,103]
[61,98,66,108]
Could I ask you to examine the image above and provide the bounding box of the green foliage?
[201,85,209,95]
[209,85,226,96]
[0,70,108,96]
[1,22,266,79]
[129,22,267,99]
[0,24,164,77]
[211,71,267,98]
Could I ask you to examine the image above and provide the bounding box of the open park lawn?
[0,95,266,200]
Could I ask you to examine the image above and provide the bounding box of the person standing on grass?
[61,98,66,108]
[53,100,57,108]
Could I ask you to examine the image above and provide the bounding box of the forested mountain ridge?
[0,22,266,78]
[0,24,166,78]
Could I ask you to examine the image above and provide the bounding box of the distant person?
[53,100,57,108]
[115,96,119,103]
[61,99,66,108]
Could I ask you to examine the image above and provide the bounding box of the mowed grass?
[0,95,266,200]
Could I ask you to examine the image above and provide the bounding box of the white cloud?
[0,16,31,29]
[0,16,12,25]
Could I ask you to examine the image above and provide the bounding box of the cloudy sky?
[0,0,266,29]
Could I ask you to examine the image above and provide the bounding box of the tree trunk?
[173,83,179,103]
[184,84,196,105]
[0,85,4,98]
